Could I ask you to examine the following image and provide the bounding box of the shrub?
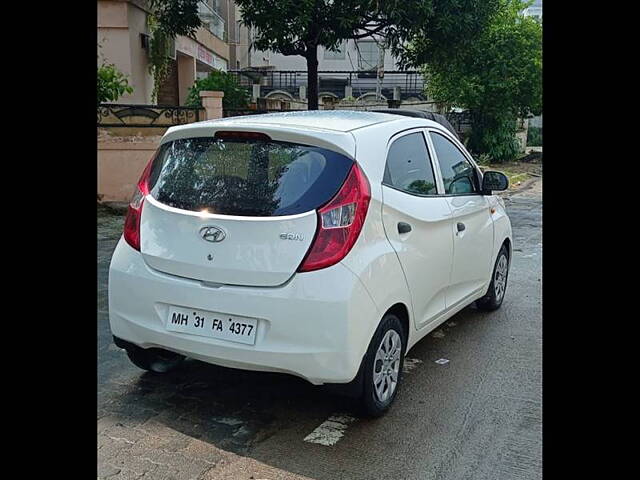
[468,114,520,163]
[97,63,133,105]
[185,71,250,110]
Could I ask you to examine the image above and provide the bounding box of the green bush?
[97,64,133,105]
[468,114,520,163]
[185,71,250,110]
[527,126,542,147]
[423,0,542,163]
[475,153,492,166]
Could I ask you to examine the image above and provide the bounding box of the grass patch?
[479,159,541,189]
[507,172,530,187]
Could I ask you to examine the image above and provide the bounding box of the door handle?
[398,222,412,234]
[456,222,466,232]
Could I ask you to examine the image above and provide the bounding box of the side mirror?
[481,170,509,194]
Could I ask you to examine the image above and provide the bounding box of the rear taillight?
[298,163,371,272]
[123,157,154,251]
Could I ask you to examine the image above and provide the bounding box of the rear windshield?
[147,137,353,217]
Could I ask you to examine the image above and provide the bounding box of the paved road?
[98,181,542,480]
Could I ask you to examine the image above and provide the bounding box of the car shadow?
[102,354,354,455]
[99,302,499,479]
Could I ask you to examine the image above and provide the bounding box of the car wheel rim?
[373,329,402,403]
[494,254,508,303]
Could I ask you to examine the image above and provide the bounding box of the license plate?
[166,305,258,345]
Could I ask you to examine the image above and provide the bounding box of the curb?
[99,202,128,214]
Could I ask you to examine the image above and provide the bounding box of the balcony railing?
[198,0,226,41]
[229,70,427,101]
[97,104,204,128]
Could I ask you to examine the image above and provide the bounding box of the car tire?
[476,244,510,312]
[358,313,406,417]
[125,346,185,373]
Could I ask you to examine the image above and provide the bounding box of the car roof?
[197,110,400,132]
[162,110,451,160]
[167,110,445,134]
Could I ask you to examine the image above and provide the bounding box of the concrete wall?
[97,91,222,203]
[195,28,230,68]
[177,53,197,105]
[98,1,154,104]
[234,23,252,69]
[98,1,139,103]
[127,2,154,103]
[98,137,161,203]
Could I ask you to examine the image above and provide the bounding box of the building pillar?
[299,85,307,100]
[199,91,225,120]
[252,84,261,102]
[345,85,353,99]
[393,86,401,101]
[177,54,196,105]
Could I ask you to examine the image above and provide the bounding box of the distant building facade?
[523,0,542,22]
[248,38,400,73]
[98,0,233,105]
[230,24,426,103]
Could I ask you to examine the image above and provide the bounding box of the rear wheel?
[358,313,406,417]
[476,244,510,311]
[125,346,185,373]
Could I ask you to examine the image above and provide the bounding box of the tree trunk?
[306,45,319,110]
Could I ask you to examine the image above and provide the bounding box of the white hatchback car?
[109,110,512,416]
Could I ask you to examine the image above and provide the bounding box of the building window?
[324,42,346,60]
[198,0,226,40]
[357,41,379,70]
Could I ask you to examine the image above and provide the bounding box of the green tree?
[148,0,202,38]
[422,0,542,162]
[235,0,498,110]
[185,70,250,110]
[97,63,134,104]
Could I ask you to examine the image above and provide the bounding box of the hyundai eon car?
[109,110,512,416]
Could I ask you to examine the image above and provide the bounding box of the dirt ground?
[481,154,542,191]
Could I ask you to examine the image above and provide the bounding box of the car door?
[381,129,454,330]
[427,129,494,307]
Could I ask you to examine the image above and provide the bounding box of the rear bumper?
[108,238,380,385]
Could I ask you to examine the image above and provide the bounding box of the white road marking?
[435,358,450,365]
[431,330,445,338]
[303,414,357,446]
[304,358,424,446]
[403,357,423,373]
[213,416,244,426]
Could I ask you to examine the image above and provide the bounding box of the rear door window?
[147,137,353,216]
[383,132,437,195]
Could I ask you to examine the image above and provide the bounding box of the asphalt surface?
[98,180,542,480]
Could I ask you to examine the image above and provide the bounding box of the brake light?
[214,131,271,141]
[298,163,371,272]
[123,156,154,251]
